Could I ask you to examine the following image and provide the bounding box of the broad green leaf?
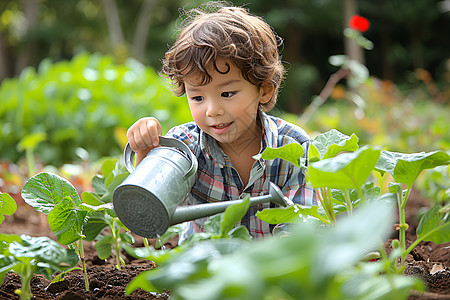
[256,205,328,224]
[0,192,17,224]
[258,143,304,167]
[376,150,450,187]
[122,243,171,265]
[126,270,160,294]
[309,147,381,189]
[82,211,110,241]
[21,172,81,214]
[311,129,359,160]
[395,152,450,187]
[10,235,67,264]
[229,226,252,241]
[219,197,250,237]
[81,191,103,206]
[101,157,118,177]
[91,175,107,195]
[256,205,300,224]
[101,172,129,203]
[48,196,87,245]
[95,234,113,260]
[416,205,450,244]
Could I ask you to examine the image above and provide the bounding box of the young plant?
[21,172,92,290]
[125,198,422,299]
[1,192,78,300]
[375,150,450,272]
[80,157,133,269]
[257,129,376,225]
[0,234,78,300]
[256,129,450,277]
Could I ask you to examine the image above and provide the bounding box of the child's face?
[184,58,273,150]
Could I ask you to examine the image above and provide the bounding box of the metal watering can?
[113,136,289,238]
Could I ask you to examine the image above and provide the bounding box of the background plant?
[0,52,192,166]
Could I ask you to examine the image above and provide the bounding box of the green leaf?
[101,158,118,177]
[229,226,252,241]
[16,132,47,151]
[219,197,251,237]
[120,231,135,244]
[416,205,450,244]
[81,191,103,206]
[126,270,160,294]
[48,197,87,245]
[376,150,450,187]
[256,205,327,224]
[309,146,381,189]
[101,172,129,203]
[95,234,113,260]
[21,172,81,214]
[258,143,304,167]
[10,235,67,265]
[311,129,359,160]
[0,192,17,224]
[82,211,109,241]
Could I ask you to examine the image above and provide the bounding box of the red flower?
[349,15,370,33]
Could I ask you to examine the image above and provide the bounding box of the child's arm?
[126,117,162,165]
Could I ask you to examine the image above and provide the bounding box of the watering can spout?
[170,182,290,225]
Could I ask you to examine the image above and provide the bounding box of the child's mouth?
[211,122,233,134]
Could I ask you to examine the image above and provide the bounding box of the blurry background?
[0,0,449,170]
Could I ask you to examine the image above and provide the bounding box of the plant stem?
[398,187,411,271]
[78,239,90,291]
[25,148,35,177]
[111,219,123,270]
[320,188,336,224]
[143,237,150,248]
[343,188,353,215]
[19,265,32,300]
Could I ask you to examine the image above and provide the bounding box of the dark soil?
[1,187,449,299]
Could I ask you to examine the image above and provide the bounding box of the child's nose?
[206,100,224,117]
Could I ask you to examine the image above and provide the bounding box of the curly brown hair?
[160,2,285,112]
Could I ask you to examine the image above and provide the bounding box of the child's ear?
[259,82,275,104]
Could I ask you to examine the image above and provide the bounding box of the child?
[126,2,317,240]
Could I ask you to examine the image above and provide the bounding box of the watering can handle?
[123,136,198,180]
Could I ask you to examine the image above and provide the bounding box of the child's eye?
[221,91,236,98]
[190,96,203,102]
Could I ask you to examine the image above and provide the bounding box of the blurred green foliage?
[294,77,450,153]
[0,52,192,166]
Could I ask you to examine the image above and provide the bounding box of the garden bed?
[0,187,449,299]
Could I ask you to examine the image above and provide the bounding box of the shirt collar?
[199,111,278,164]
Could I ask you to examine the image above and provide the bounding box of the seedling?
[21,172,92,290]
[375,150,450,271]
[0,234,78,300]
[1,192,78,300]
[255,129,450,276]
[125,198,422,299]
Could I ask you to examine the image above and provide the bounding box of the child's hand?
[126,117,162,165]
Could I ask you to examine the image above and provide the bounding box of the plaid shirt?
[166,111,317,239]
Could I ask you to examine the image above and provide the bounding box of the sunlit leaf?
[311,129,359,160]
[21,172,81,214]
[309,146,380,189]
[376,150,450,187]
[416,205,450,244]
[258,143,304,167]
